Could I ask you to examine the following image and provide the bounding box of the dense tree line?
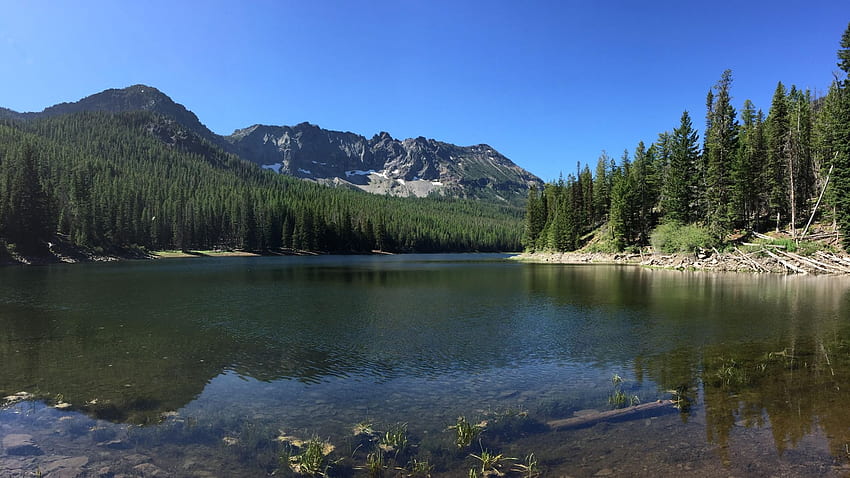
[525,23,850,253]
[0,111,523,254]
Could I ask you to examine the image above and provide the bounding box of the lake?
[1,254,850,477]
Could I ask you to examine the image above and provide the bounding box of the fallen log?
[817,251,850,268]
[762,248,807,274]
[742,242,786,249]
[784,250,849,273]
[775,249,832,273]
[547,400,676,430]
[734,248,768,272]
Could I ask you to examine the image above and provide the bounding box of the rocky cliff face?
[226,122,542,202]
[3,85,543,203]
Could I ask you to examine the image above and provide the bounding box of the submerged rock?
[42,455,89,477]
[2,433,42,456]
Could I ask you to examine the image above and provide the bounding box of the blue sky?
[2,1,849,181]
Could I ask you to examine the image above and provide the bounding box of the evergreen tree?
[733,100,767,229]
[704,70,738,237]
[830,22,850,250]
[662,111,700,223]
[522,185,545,250]
[766,81,790,230]
[0,145,53,253]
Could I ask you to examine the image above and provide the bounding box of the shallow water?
[2,254,850,476]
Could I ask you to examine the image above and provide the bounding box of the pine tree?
[830,22,850,250]
[522,185,545,250]
[733,100,767,229]
[766,81,790,231]
[1,145,53,253]
[704,70,738,237]
[662,111,700,223]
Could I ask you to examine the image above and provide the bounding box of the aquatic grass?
[713,358,749,387]
[353,421,376,438]
[469,448,514,477]
[378,422,409,455]
[512,453,540,478]
[285,436,334,476]
[363,448,386,477]
[450,416,484,449]
[608,390,628,408]
[407,457,434,477]
[608,373,639,409]
[668,384,693,413]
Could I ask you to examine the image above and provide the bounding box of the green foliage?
[607,373,639,409]
[650,222,717,253]
[364,448,386,477]
[523,26,850,254]
[0,112,523,254]
[378,422,409,455]
[286,437,329,476]
[469,449,513,477]
[450,416,484,449]
[512,453,541,478]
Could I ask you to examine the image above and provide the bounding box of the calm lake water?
[2,254,850,477]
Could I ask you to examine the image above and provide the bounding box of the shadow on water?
[2,256,850,475]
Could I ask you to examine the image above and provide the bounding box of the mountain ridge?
[1,85,543,204]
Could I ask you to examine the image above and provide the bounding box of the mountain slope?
[0,110,523,254]
[226,122,541,204]
[1,85,542,204]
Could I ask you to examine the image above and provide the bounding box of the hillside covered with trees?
[524,23,850,254]
[0,111,523,258]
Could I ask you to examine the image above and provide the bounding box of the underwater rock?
[132,462,167,477]
[2,433,43,455]
[42,455,89,477]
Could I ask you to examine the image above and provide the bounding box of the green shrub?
[650,222,717,253]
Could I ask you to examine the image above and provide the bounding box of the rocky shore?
[512,248,850,275]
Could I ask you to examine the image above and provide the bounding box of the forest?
[524,24,850,254]
[0,111,523,256]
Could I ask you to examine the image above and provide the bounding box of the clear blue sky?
[2,1,848,181]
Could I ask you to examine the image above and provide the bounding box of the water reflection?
[1,256,850,474]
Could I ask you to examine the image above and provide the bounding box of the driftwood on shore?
[516,247,850,275]
[547,400,676,430]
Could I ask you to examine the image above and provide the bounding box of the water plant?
[378,422,409,455]
[407,457,434,477]
[469,448,513,477]
[668,384,693,413]
[450,416,483,448]
[285,436,333,476]
[607,373,639,409]
[364,448,386,477]
[353,421,376,438]
[512,453,540,478]
[714,358,749,387]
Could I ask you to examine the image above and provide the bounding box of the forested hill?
[0,85,543,205]
[523,23,850,254]
[0,111,523,256]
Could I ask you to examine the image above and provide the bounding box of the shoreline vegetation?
[512,244,850,275]
[0,238,411,267]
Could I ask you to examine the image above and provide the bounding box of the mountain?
[226,123,541,203]
[2,85,543,204]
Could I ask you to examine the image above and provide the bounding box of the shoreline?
[511,250,850,275]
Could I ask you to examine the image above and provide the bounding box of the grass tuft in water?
[469,447,514,477]
[407,457,434,477]
[285,436,333,476]
[512,453,540,478]
[450,416,484,449]
[608,373,639,409]
[378,422,409,455]
[364,447,386,477]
